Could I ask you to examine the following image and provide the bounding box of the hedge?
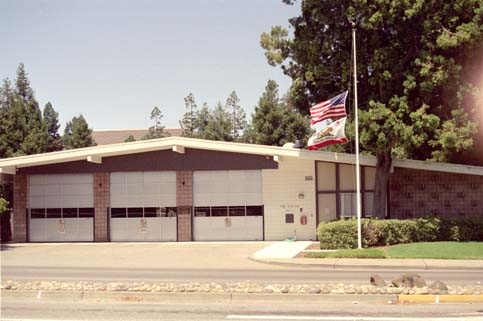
[317,216,483,249]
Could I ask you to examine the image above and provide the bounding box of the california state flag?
[307,117,348,150]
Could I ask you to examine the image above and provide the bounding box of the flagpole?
[352,22,362,249]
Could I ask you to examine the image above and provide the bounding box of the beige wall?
[262,158,316,241]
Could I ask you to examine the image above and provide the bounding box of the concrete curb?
[6,290,483,303]
[1,290,395,303]
[249,256,483,271]
[399,294,483,303]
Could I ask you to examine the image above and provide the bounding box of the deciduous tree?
[262,0,482,216]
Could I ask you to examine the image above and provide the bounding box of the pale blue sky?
[0,0,300,130]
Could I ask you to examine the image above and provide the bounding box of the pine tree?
[63,114,96,149]
[142,106,169,140]
[202,102,233,141]
[193,102,211,138]
[225,91,247,140]
[43,102,63,152]
[245,80,311,146]
[180,93,197,137]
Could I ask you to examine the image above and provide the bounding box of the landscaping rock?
[370,274,386,287]
[430,281,448,293]
[309,287,321,294]
[391,273,426,288]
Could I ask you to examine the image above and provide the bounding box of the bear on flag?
[308,91,348,150]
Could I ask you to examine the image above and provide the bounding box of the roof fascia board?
[392,159,483,176]
[0,167,16,175]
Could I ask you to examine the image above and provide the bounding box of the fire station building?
[0,137,482,242]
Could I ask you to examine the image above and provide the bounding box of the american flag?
[310,91,348,125]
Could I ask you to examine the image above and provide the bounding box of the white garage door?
[110,172,177,242]
[29,174,94,242]
[193,170,264,241]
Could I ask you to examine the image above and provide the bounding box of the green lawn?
[305,248,387,259]
[386,242,483,260]
[305,242,483,260]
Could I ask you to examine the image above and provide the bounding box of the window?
[111,208,127,218]
[46,208,62,218]
[166,207,177,217]
[340,193,356,218]
[63,208,78,218]
[31,208,45,219]
[229,206,245,216]
[127,207,143,218]
[144,207,159,217]
[211,206,228,217]
[194,207,210,217]
[364,192,374,217]
[79,208,94,218]
[246,206,263,216]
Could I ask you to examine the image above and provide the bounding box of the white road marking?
[226,315,483,321]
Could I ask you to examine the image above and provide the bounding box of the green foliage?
[0,64,50,158]
[142,106,169,140]
[201,102,233,141]
[317,216,483,249]
[43,102,63,152]
[225,91,247,140]
[124,135,136,142]
[180,93,197,137]
[0,197,8,215]
[62,114,96,149]
[243,80,312,146]
[263,0,483,215]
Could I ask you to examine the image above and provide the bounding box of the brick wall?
[389,168,483,218]
[176,171,192,241]
[13,174,28,242]
[94,172,110,242]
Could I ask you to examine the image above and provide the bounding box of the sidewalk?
[249,242,483,271]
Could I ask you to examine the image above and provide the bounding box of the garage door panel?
[29,174,94,242]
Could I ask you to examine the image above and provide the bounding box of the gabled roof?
[92,128,182,145]
[0,136,482,176]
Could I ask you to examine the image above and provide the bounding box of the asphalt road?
[2,265,483,285]
[2,297,483,321]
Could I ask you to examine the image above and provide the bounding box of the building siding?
[18,149,278,175]
[262,158,316,241]
[389,168,483,218]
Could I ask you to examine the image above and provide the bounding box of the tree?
[180,93,197,137]
[63,114,96,149]
[193,102,211,138]
[225,91,247,140]
[142,106,169,140]
[202,102,233,141]
[0,64,49,158]
[262,0,482,217]
[245,80,311,146]
[124,135,136,142]
[43,102,63,152]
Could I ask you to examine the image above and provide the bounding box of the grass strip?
[305,248,387,259]
[385,242,483,260]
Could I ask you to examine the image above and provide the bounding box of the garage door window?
[30,208,95,219]
[211,206,228,217]
[246,206,263,216]
[229,206,245,216]
[194,207,210,217]
[46,208,61,218]
[31,208,46,218]
[111,207,178,218]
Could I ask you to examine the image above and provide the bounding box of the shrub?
[317,216,483,249]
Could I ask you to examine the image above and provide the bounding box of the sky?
[0,0,300,130]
